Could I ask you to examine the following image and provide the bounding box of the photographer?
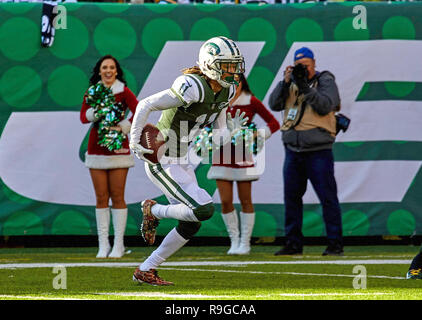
[269,47,344,256]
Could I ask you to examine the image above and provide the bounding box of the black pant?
[283,147,342,246]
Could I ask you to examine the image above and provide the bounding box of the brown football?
[140,123,166,163]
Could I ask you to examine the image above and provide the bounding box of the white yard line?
[271,292,391,297]
[0,294,86,300]
[0,259,412,269]
[159,267,407,280]
[97,291,391,299]
[0,292,390,300]
[97,292,236,299]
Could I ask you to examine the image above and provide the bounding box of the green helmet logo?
[205,42,220,56]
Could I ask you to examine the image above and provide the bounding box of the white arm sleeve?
[129,89,184,145]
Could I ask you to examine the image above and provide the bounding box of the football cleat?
[141,199,159,245]
[132,267,174,286]
[406,268,422,279]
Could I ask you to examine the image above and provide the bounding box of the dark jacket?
[269,71,341,152]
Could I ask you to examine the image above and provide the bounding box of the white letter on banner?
[352,5,367,30]
[53,5,67,30]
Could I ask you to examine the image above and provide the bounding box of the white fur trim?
[117,119,131,135]
[207,166,259,181]
[86,108,98,122]
[85,153,135,169]
[111,79,125,95]
[232,92,252,106]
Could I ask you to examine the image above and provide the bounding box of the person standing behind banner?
[269,47,343,256]
[80,55,138,259]
[207,74,280,255]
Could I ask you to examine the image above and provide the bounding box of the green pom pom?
[86,83,127,151]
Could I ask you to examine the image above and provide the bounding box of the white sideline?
[159,267,407,280]
[0,292,392,300]
[0,259,412,269]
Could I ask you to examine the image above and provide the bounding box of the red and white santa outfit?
[207,92,280,181]
[80,79,138,169]
[80,79,138,259]
[207,91,280,256]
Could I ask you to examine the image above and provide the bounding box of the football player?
[129,36,248,285]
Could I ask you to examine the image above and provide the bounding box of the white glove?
[129,142,154,164]
[226,109,249,136]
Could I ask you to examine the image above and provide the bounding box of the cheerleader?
[207,74,280,255]
[80,55,138,258]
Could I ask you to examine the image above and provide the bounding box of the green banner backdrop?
[0,1,422,238]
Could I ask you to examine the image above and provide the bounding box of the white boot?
[108,208,128,258]
[236,212,255,255]
[95,207,111,258]
[221,210,240,255]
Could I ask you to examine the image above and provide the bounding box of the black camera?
[335,113,351,135]
[291,63,309,82]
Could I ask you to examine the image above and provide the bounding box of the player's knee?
[193,203,215,221]
[176,221,202,240]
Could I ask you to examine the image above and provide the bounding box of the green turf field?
[0,245,421,300]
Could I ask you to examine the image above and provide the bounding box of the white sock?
[140,228,189,271]
[151,203,199,222]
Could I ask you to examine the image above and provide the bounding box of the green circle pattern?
[94,18,137,60]
[97,2,130,14]
[189,18,230,40]
[124,215,139,236]
[342,210,370,236]
[62,2,84,12]
[142,18,184,58]
[285,18,324,48]
[47,65,88,107]
[52,210,92,235]
[387,209,416,235]
[0,17,40,61]
[253,211,277,237]
[238,18,277,57]
[122,67,138,95]
[49,16,89,60]
[302,211,324,237]
[246,66,274,101]
[334,17,370,41]
[382,16,416,40]
[0,66,42,108]
[384,81,415,98]
[3,211,44,235]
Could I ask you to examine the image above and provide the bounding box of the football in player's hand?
[140,123,166,163]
